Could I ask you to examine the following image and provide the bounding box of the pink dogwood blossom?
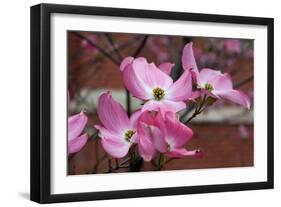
[197,69,250,109]
[182,43,250,109]
[94,91,141,158]
[137,110,201,161]
[120,57,192,114]
[68,111,88,155]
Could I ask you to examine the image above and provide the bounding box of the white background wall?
[0,0,279,206]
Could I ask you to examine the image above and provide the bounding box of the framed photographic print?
[30,3,274,203]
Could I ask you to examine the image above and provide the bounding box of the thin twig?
[72,32,120,65]
[106,157,131,173]
[180,103,195,122]
[234,75,253,88]
[126,90,131,116]
[105,33,123,62]
[72,36,143,71]
[165,158,177,165]
[133,35,148,57]
[185,95,207,124]
[90,154,107,173]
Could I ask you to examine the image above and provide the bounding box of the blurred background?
[67,31,253,175]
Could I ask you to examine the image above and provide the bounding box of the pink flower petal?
[137,122,156,161]
[213,73,233,90]
[142,100,186,114]
[94,124,121,139]
[161,100,186,113]
[141,100,163,112]
[214,89,251,109]
[68,133,88,155]
[188,91,201,102]
[201,88,219,98]
[122,59,152,100]
[138,58,173,89]
[97,91,130,134]
[129,109,142,129]
[182,42,199,79]
[158,62,174,75]
[68,111,88,141]
[165,148,200,158]
[166,71,192,101]
[101,136,131,158]
[164,112,193,148]
[197,68,223,87]
[122,58,173,99]
[138,111,167,153]
[120,56,134,71]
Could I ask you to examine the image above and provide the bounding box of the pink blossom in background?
[120,57,192,114]
[137,110,201,160]
[199,53,217,67]
[94,91,141,158]
[224,39,241,54]
[238,125,249,139]
[81,34,97,52]
[147,36,170,64]
[68,111,88,155]
[246,49,254,58]
[193,47,203,59]
[146,37,159,52]
[156,51,169,63]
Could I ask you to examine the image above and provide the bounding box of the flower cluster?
[68,42,251,170]
[92,42,250,164]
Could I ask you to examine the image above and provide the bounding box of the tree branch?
[133,35,148,57]
[72,32,120,65]
[234,75,253,88]
[105,33,123,62]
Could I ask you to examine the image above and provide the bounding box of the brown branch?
[234,75,253,88]
[185,95,207,124]
[105,33,123,62]
[106,158,130,173]
[72,36,143,71]
[72,32,120,65]
[133,35,148,57]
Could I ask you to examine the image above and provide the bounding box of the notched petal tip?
[182,42,199,75]
[120,56,134,71]
[158,62,175,75]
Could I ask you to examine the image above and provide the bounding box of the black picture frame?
[30,3,274,204]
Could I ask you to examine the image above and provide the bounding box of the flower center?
[153,88,165,101]
[124,130,135,142]
[204,83,214,92]
[167,143,172,150]
[167,140,174,151]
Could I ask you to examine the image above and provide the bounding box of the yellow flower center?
[124,130,135,142]
[153,88,165,101]
[204,83,214,92]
